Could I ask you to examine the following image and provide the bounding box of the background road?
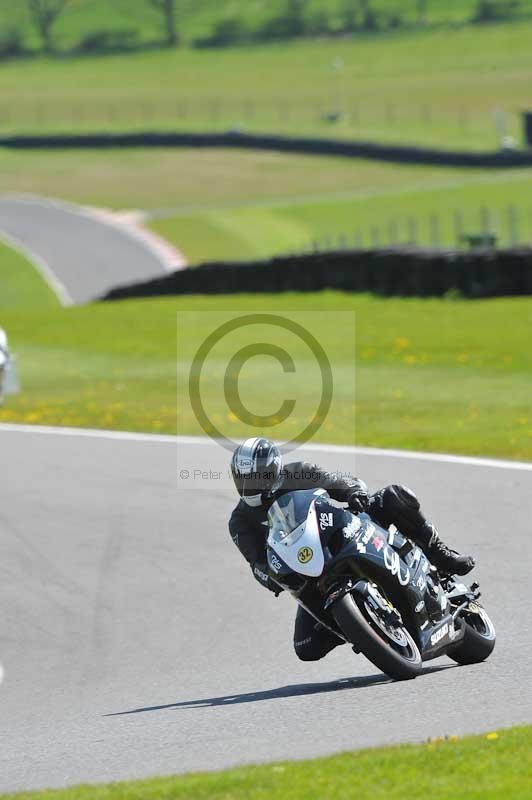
[1,427,531,792]
[0,197,173,304]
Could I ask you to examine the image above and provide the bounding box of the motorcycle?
[0,329,19,402]
[0,344,6,402]
[267,488,495,680]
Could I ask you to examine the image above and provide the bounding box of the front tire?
[449,603,496,665]
[332,581,422,681]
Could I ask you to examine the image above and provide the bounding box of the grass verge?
[1,241,531,460]
[0,238,58,308]
[2,726,531,800]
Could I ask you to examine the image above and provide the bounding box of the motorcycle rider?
[229,437,475,662]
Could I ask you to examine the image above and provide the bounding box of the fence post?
[453,210,464,248]
[507,205,519,246]
[407,217,418,246]
[492,210,500,248]
[429,215,440,247]
[388,220,398,246]
[354,230,362,249]
[480,206,490,239]
[370,226,380,248]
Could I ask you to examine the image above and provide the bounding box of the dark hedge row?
[103,247,532,301]
[2,130,532,169]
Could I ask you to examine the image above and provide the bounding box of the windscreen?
[268,490,321,538]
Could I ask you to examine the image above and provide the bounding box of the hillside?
[0,18,530,150]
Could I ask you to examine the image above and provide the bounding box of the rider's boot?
[416,523,476,576]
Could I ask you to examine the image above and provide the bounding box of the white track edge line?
[0,230,73,307]
[0,423,530,471]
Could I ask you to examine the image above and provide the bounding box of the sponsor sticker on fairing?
[270,553,283,573]
[383,546,410,586]
[320,512,334,529]
[430,624,449,646]
[358,524,375,545]
[343,518,361,539]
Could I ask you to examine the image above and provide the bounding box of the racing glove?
[348,488,370,514]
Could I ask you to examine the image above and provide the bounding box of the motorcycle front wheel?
[332,580,422,681]
[448,603,496,665]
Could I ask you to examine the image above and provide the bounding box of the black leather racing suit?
[229,461,440,662]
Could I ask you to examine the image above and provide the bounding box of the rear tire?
[332,582,422,681]
[449,604,496,665]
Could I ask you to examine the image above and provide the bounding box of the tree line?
[26,0,178,52]
[4,0,525,56]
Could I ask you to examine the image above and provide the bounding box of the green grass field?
[149,164,532,262]
[2,726,531,800]
[3,147,479,210]
[0,17,530,150]
[1,240,531,459]
[0,236,58,308]
[1,146,530,263]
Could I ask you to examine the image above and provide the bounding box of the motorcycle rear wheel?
[332,581,422,681]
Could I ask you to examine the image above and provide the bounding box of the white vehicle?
[0,328,19,402]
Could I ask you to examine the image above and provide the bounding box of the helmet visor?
[239,466,278,498]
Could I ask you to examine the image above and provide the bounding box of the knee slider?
[295,648,322,662]
[294,637,322,662]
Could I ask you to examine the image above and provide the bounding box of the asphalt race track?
[1,425,531,792]
[0,197,170,304]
